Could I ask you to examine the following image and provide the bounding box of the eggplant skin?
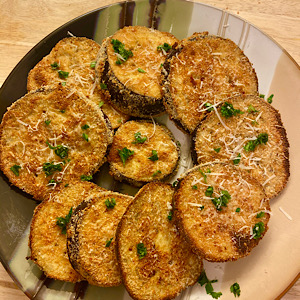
[102,59,165,118]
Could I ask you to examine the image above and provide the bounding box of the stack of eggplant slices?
[0,26,289,300]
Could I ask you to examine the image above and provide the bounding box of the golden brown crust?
[107,120,180,187]
[193,94,290,199]
[0,84,112,200]
[99,26,179,117]
[116,182,203,300]
[162,32,258,133]
[173,163,270,262]
[28,181,106,282]
[27,36,128,129]
[67,191,133,287]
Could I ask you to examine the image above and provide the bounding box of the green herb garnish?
[148,150,158,161]
[252,221,265,239]
[45,120,51,126]
[192,185,198,190]
[99,101,104,108]
[105,237,113,247]
[10,165,21,176]
[172,180,178,187]
[157,43,172,53]
[56,207,72,234]
[205,186,214,197]
[80,174,93,181]
[46,141,69,159]
[244,133,268,152]
[198,270,222,299]
[81,124,90,130]
[90,61,96,68]
[61,82,66,86]
[132,132,147,144]
[212,190,231,211]
[204,102,214,112]
[137,68,146,73]
[82,133,89,142]
[214,147,221,153]
[100,82,107,90]
[247,104,259,113]
[233,153,241,165]
[118,147,134,166]
[267,94,274,103]
[236,207,241,212]
[105,198,116,209]
[60,109,65,113]
[58,70,69,79]
[42,162,63,176]
[51,62,59,70]
[230,282,241,297]
[259,94,265,98]
[136,242,147,259]
[199,168,211,183]
[152,170,161,177]
[220,102,244,118]
[256,211,265,218]
[167,210,173,221]
[111,39,133,64]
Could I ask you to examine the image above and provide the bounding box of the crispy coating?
[67,191,133,286]
[173,163,270,262]
[193,94,290,199]
[29,181,106,282]
[107,120,180,187]
[162,32,258,133]
[116,182,202,300]
[27,36,128,128]
[0,84,112,200]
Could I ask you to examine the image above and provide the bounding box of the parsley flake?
[105,237,113,247]
[100,82,107,90]
[233,153,241,165]
[136,242,147,259]
[230,282,241,297]
[236,207,241,212]
[267,94,274,103]
[105,198,116,209]
[212,190,231,211]
[90,61,96,68]
[42,162,63,177]
[46,141,69,159]
[244,133,268,152]
[220,102,244,118]
[58,70,69,79]
[152,170,161,177]
[45,120,51,126]
[81,174,93,181]
[198,270,222,299]
[51,62,59,70]
[99,101,104,108]
[199,168,211,183]
[118,147,134,166]
[148,150,158,161]
[82,133,89,142]
[81,124,90,130]
[214,147,221,153]
[132,132,147,144]
[247,104,259,113]
[56,207,72,234]
[256,211,265,218]
[204,102,214,112]
[252,221,265,239]
[167,210,173,221]
[10,165,21,176]
[205,186,214,197]
[111,39,133,64]
[137,68,146,73]
[157,43,172,53]
[192,185,198,190]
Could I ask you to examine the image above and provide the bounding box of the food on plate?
[193,94,290,199]
[96,26,179,117]
[173,162,270,262]
[29,181,106,282]
[107,120,180,187]
[162,32,258,133]
[67,191,133,286]
[116,182,203,300]
[27,36,129,129]
[0,84,112,200]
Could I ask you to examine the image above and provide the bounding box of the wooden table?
[0,0,299,299]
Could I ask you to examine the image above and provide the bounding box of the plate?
[0,0,299,299]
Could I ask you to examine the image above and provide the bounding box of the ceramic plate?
[0,0,299,299]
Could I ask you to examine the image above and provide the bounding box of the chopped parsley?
[111,39,133,64]
[64,183,69,187]
[198,270,222,299]
[105,237,113,247]
[10,165,21,176]
[48,178,57,185]
[230,282,241,297]
[61,82,66,86]
[204,102,214,112]
[233,153,241,165]
[176,141,181,147]
[236,207,241,212]
[205,186,214,197]
[105,198,116,209]
[58,70,69,79]
[172,180,178,187]
[51,62,59,70]
[80,174,93,181]
[90,61,96,68]
[157,43,172,53]
[99,101,104,108]
[100,82,107,90]
[82,133,89,142]
[136,242,147,259]
[192,185,198,190]
[148,150,158,161]
[167,210,173,221]
[118,147,134,166]
[42,162,63,177]
[56,207,72,235]
[132,132,147,144]
[220,102,244,118]
[137,68,146,73]
[267,94,274,103]
[60,109,65,113]
[81,124,90,130]
[244,133,268,152]
[152,170,161,177]
[259,94,265,98]
[256,211,265,218]
[199,168,211,183]
[214,147,221,153]
[247,104,259,113]
[212,190,231,211]
[252,221,265,239]
[46,141,69,159]
[45,120,51,126]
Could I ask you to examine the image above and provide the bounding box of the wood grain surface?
[0,0,299,299]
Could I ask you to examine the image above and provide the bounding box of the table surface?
[0,0,299,299]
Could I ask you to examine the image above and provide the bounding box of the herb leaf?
[220,102,244,118]
[100,82,107,90]
[256,211,265,218]
[214,147,221,153]
[204,102,214,112]
[58,70,69,79]
[148,150,158,161]
[42,162,63,177]
[267,94,274,103]
[136,242,147,259]
[118,147,134,166]
[10,165,21,176]
[236,207,241,212]
[233,153,241,165]
[212,190,231,211]
[90,61,96,68]
[51,62,59,70]
[157,43,172,53]
[132,132,147,144]
[247,104,259,113]
[105,237,113,247]
[81,174,93,181]
[56,207,72,234]
[137,68,146,73]
[82,133,89,142]
[167,210,173,221]
[198,270,222,299]
[230,282,241,297]
[105,198,116,209]
[205,186,214,197]
[46,141,69,159]
[45,120,51,126]
[81,124,90,130]
[252,221,265,239]
[244,133,268,152]
[111,39,133,64]
[152,170,161,177]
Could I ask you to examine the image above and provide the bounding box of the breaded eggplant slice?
[193,94,289,199]
[98,26,179,117]
[116,182,202,300]
[67,191,133,287]
[0,84,112,200]
[27,36,128,129]
[29,181,106,282]
[162,32,258,133]
[173,163,270,262]
[107,120,180,187]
